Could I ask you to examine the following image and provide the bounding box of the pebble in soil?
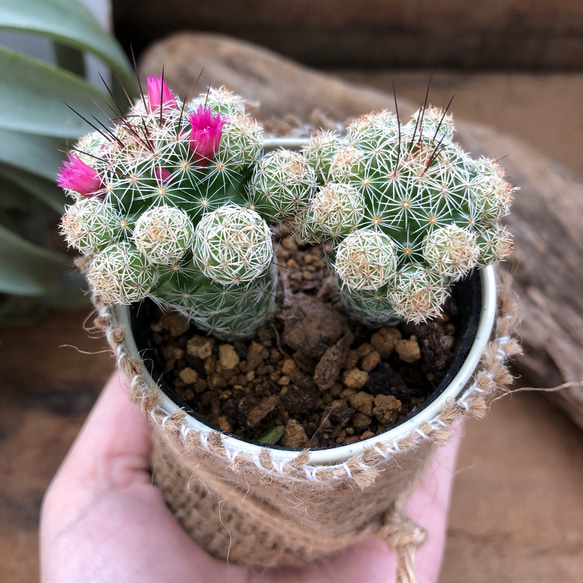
[149,236,458,449]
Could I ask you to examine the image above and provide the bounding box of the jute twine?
[88,267,520,582]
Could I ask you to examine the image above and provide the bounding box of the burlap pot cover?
[92,264,520,581]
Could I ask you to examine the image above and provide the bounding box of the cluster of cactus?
[59,78,277,339]
[295,107,514,325]
[59,76,514,340]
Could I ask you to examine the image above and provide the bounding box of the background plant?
[0,0,135,321]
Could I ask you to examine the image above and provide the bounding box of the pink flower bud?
[57,154,104,197]
[146,75,178,113]
[155,166,172,184]
[188,105,227,165]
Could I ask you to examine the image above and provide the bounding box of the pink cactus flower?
[146,75,178,112]
[57,154,104,197]
[155,166,172,184]
[188,105,227,165]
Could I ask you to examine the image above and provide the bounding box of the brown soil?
[149,237,458,449]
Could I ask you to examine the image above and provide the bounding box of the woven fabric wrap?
[93,270,520,582]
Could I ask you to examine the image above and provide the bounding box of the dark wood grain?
[114,0,583,70]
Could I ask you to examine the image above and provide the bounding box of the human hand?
[41,371,461,583]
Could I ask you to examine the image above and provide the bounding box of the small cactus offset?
[59,78,292,340]
[59,78,514,339]
[293,106,515,324]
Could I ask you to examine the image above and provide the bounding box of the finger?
[406,422,463,583]
[43,371,152,521]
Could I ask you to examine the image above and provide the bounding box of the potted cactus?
[58,76,518,576]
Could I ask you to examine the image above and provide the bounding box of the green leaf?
[0,46,112,138]
[0,128,65,181]
[0,223,67,296]
[0,0,136,92]
[0,165,66,213]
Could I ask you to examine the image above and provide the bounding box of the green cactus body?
[59,81,278,340]
[295,107,515,323]
[247,150,316,220]
[60,81,514,336]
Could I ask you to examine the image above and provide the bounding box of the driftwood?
[140,33,583,428]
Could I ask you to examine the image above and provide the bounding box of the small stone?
[342,368,368,389]
[281,358,297,376]
[344,350,359,370]
[246,349,264,371]
[178,367,198,385]
[204,356,216,375]
[282,378,319,415]
[348,391,374,416]
[209,373,228,389]
[283,419,308,448]
[340,388,356,401]
[314,333,352,391]
[246,370,255,381]
[166,312,190,337]
[219,344,240,370]
[360,430,375,440]
[352,412,372,430]
[173,347,185,360]
[370,327,401,359]
[176,387,194,401]
[361,350,381,372]
[282,293,346,359]
[355,343,373,359]
[373,394,402,425]
[293,351,317,374]
[327,402,355,426]
[282,237,298,252]
[247,395,280,427]
[395,336,421,363]
[187,335,215,359]
[278,375,290,386]
[249,340,263,353]
[217,416,232,433]
[194,378,208,393]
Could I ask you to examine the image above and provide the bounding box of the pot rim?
[114,265,496,466]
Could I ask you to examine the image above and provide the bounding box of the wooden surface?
[0,310,113,583]
[2,38,583,582]
[114,0,583,70]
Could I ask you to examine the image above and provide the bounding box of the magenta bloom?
[188,105,227,164]
[57,154,103,197]
[146,75,178,112]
